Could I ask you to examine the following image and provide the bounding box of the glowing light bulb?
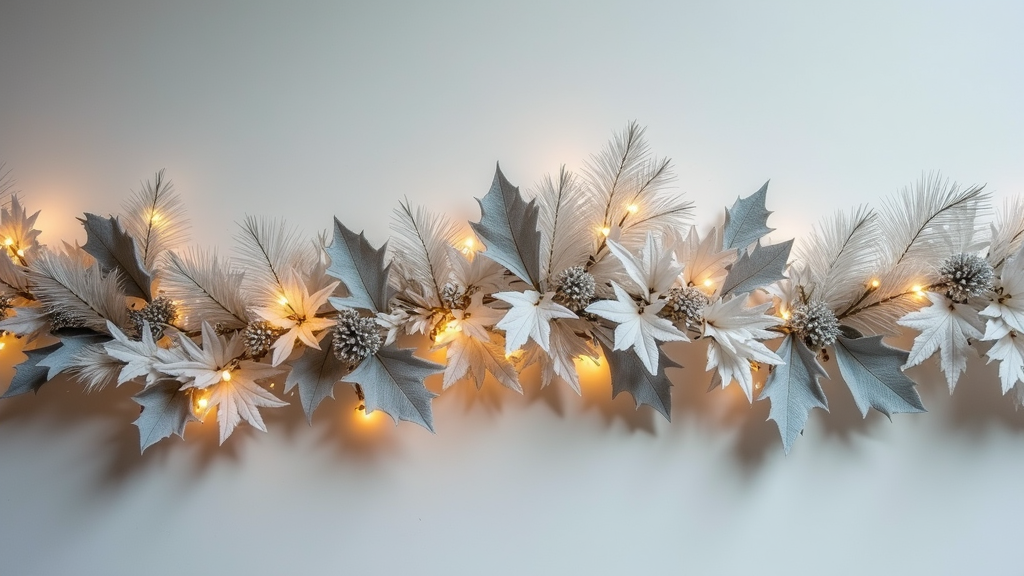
[600,227,611,237]
[16,249,24,257]
[196,397,209,410]
[149,212,162,223]
[3,238,12,246]
[0,342,5,350]
[464,237,475,249]
[221,370,232,382]
[703,279,713,288]
[781,310,791,320]
[626,204,638,214]
[870,279,880,288]
[278,296,289,306]
[912,285,924,296]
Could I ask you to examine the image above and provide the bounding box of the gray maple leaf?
[342,345,441,431]
[325,218,393,313]
[132,380,198,453]
[759,334,829,454]
[1,342,62,398]
[720,239,793,297]
[722,181,774,252]
[833,334,926,418]
[79,213,153,301]
[595,328,681,420]
[38,329,110,380]
[285,338,351,423]
[470,164,543,288]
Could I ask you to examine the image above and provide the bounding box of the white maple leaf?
[898,291,983,391]
[701,297,783,401]
[985,330,1024,394]
[206,377,289,444]
[103,320,184,386]
[440,332,521,392]
[493,290,577,355]
[522,318,598,393]
[444,291,504,343]
[584,282,688,374]
[253,273,339,366]
[606,233,682,301]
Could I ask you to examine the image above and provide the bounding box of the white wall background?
[2,1,1023,574]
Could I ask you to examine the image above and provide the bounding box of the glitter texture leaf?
[470,164,543,288]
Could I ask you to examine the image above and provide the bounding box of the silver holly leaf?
[38,329,110,380]
[325,218,393,313]
[342,345,441,431]
[469,164,543,288]
[720,239,793,297]
[79,213,153,301]
[132,379,198,453]
[285,338,351,423]
[759,334,829,454]
[1,342,61,398]
[596,328,680,420]
[833,334,926,418]
[722,181,774,252]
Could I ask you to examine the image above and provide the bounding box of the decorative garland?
[1,123,1022,454]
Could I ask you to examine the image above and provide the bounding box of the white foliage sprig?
[235,216,316,306]
[160,247,249,332]
[795,205,877,311]
[29,249,129,333]
[535,166,598,287]
[988,196,1024,271]
[389,199,460,301]
[839,175,987,333]
[122,169,190,271]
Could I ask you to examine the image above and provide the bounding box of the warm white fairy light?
[600,226,611,237]
[870,279,880,288]
[16,249,24,257]
[626,204,638,214]
[3,238,12,247]
[703,278,713,288]
[221,369,232,382]
[278,296,289,306]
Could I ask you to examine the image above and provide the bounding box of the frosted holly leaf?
[493,290,577,355]
[720,240,793,297]
[79,213,153,300]
[595,327,680,420]
[132,380,198,453]
[469,164,543,288]
[702,297,784,401]
[342,345,441,432]
[584,282,687,374]
[759,334,829,454]
[38,329,111,381]
[1,342,61,398]
[326,218,393,313]
[898,291,984,391]
[833,335,925,418]
[722,181,774,252]
[285,337,351,423]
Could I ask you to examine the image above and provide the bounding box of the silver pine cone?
[243,320,282,358]
[788,300,841,349]
[661,286,710,326]
[129,296,178,338]
[939,252,994,303]
[49,308,84,331]
[439,282,468,310]
[554,266,596,312]
[333,309,383,364]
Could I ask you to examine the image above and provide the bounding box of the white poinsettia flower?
[606,233,683,301]
[585,281,688,374]
[701,297,784,401]
[253,273,340,366]
[375,308,409,346]
[157,322,287,443]
[980,245,1024,393]
[157,322,283,389]
[103,320,185,386]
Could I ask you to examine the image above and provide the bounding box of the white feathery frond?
[616,188,692,250]
[66,343,124,392]
[0,163,13,196]
[235,216,316,305]
[534,166,600,287]
[988,195,1024,271]
[122,169,190,271]
[796,205,878,311]
[161,247,249,332]
[29,249,129,333]
[389,199,460,299]
[840,175,987,332]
